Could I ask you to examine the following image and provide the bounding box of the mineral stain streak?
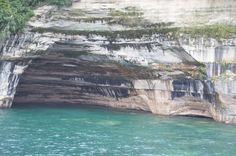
[0,0,236,123]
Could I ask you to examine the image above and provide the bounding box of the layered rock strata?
[0,0,236,123]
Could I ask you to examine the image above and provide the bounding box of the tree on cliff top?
[0,0,72,36]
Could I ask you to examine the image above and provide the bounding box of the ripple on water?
[0,106,236,155]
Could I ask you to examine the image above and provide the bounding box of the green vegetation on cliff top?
[31,24,236,39]
[0,0,72,38]
[1,0,236,39]
[31,27,179,39]
[180,24,236,39]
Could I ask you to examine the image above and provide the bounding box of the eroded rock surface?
[0,0,236,123]
[14,42,217,119]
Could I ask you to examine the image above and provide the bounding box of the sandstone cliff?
[0,0,236,123]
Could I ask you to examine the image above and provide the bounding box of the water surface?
[0,105,236,156]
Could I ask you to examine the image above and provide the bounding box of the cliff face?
[180,37,236,123]
[1,0,236,123]
[14,41,216,119]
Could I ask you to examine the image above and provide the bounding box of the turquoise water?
[0,105,236,156]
